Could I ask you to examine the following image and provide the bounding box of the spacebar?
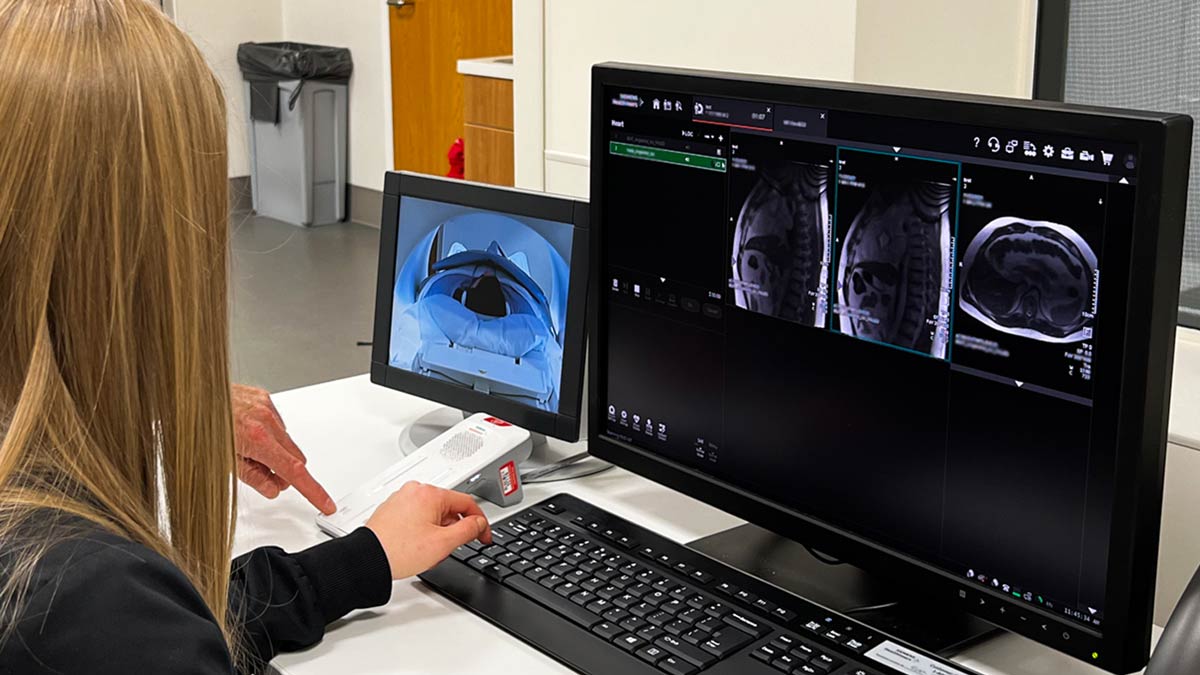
[503,575,600,629]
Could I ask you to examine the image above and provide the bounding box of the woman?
[0,1,491,672]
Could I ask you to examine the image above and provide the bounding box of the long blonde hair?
[0,0,236,644]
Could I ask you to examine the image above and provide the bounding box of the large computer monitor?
[588,64,1191,672]
[371,172,590,443]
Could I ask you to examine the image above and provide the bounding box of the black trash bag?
[238,42,353,123]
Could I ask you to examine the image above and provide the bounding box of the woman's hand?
[366,481,493,580]
[232,383,336,515]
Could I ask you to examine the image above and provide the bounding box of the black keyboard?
[420,494,968,675]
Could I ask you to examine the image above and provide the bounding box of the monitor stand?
[687,524,999,658]
[397,406,609,482]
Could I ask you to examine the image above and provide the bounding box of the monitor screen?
[594,77,1159,652]
[389,196,576,413]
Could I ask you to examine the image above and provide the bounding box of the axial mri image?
[730,162,830,326]
[959,217,1097,343]
[834,167,955,359]
[389,198,573,412]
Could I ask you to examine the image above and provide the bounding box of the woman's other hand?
[366,482,493,579]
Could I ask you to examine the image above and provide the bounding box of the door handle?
[387,0,414,6]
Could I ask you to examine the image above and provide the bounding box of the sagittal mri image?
[959,217,1097,343]
[833,151,956,359]
[729,162,830,326]
[389,197,573,412]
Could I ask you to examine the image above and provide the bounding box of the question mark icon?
[973,136,981,148]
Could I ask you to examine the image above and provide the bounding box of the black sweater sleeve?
[0,527,392,675]
[231,527,393,669]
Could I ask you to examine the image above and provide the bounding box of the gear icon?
[1042,144,1054,158]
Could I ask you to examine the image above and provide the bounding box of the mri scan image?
[390,202,573,412]
[959,217,1097,343]
[730,162,830,326]
[835,180,954,358]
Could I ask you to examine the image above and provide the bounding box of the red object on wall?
[446,137,465,179]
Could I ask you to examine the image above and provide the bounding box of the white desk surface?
[234,375,1158,675]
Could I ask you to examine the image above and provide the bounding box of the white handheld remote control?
[316,413,533,537]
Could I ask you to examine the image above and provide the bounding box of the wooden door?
[388,0,512,177]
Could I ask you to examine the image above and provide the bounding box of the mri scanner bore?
[389,197,574,412]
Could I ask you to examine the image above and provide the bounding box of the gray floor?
[230,214,380,393]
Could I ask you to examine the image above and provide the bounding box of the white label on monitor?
[865,641,972,675]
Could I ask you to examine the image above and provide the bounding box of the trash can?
[238,42,353,227]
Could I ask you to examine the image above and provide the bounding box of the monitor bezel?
[373,172,590,441]
[587,62,1191,673]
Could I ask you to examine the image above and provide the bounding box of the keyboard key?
[554,582,580,597]
[636,569,662,584]
[639,546,657,559]
[619,561,643,575]
[752,597,777,613]
[794,665,819,675]
[591,621,624,641]
[550,562,573,577]
[695,616,723,633]
[570,590,597,606]
[602,607,630,624]
[699,628,752,658]
[673,562,695,576]
[574,540,598,554]
[646,610,672,626]
[612,574,636,589]
[564,570,589,584]
[643,590,669,606]
[489,529,516,546]
[541,501,564,514]
[734,589,758,605]
[563,551,588,566]
[655,635,717,669]
[630,602,657,618]
[502,575,598,629]
[614,593,639,609]
[523,565,550,581]
[636,644,669,665]
[614,633,647,652]
[539,574,565,590]
[509,560,534,575]
[548,545,573,559]
[681,628,708,645]
[558,532,580,546]
[519,547,545,562]
[579,559,604,574]
[752,644,782,662]
[664,620,691,636]
[655,579,679,594]
[627,583,652,598]
[811,652,842,671]
[615,535,635,549]
[659,599,686,615]
[505,539,533,555]
[684,593,708,609]
[771,653,800,671]
[771,634,799,651]
[771,606,798,623]
[637,626,666,642]
[657,655,698,675]
[482,565,513,582]
[586,598,613,614]
[466,540,485,551]
[598,585,622,600]
[619,616,648,632]
[791,641,816,659]
[467,556,495,571]
[725,611,770,637]
[704,602,732,618]
[450,545,474,561]
[715,581,739,596]
[535,555,557,568]
[655,553,674,567]
[677,608,704,624]
[580,576,605,592]
[689,569,714,584]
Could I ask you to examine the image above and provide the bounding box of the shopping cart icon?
[1101,151,1114,167]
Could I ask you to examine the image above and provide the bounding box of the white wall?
[173,0,284,178]
[281,0,393,192]
[854,0,1037,98]
[519,0,1040,197]
[174,0,393,190]
[524,0,860,197]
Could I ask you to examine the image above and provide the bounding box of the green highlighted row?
[609,141,727,172]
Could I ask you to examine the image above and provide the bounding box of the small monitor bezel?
[587,62,1191,673]
[373,172,590,441]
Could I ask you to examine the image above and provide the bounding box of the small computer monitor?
[371,172,589,442]
[589,63,1191,673]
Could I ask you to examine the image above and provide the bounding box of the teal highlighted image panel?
[829,147,961,361]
